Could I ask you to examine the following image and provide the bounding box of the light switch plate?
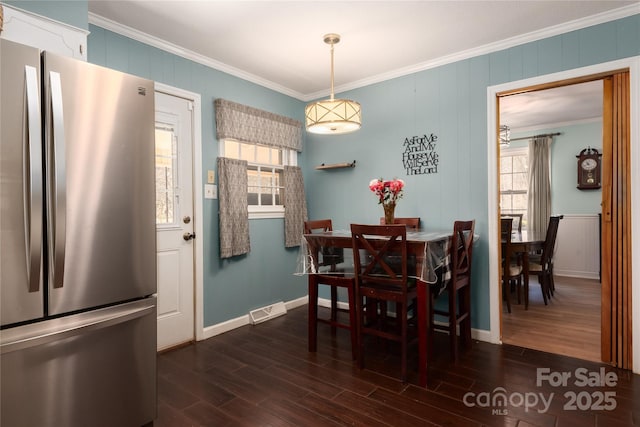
[204,184,217,199]
[207,170,215,184]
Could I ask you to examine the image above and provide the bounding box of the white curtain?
[527,136,552,237]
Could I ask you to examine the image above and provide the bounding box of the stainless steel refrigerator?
[0,39,157,426]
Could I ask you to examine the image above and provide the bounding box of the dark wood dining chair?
[501,213,523,233]
[528,215,563,303]
[379,217,421,230]
[430,220,475,362]
[351,224,417,382]
[304,219,357,360]
[501,218,523,313]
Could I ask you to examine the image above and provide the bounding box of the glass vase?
[383,202,396,225]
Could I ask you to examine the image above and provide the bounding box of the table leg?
[308,276,318,352]
[523,251,529,310]
[417,280,429,387]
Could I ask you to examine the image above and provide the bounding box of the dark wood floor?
[156,305,639,426]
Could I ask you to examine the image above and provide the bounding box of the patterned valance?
[214,99,302,152]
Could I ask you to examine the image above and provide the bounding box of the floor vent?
[249,302,287,325]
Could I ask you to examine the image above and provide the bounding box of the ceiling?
[88,1,638,129]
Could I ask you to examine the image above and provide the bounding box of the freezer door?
[0,297,157,427]
[43,52,157,315]
[0,39,45,326]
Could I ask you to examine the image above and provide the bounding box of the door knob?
[183,232,196,241]
[183,216,191,224]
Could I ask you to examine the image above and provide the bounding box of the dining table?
[502,230,545,309]
[295,228,453,387]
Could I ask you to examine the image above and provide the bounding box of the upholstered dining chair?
[528,215,563,303]
[500,218,523,313]
[379,217,421,230]
[304,219,357,360]
[351,224,417,382]
[430,220,475,362]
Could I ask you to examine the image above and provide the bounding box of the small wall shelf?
[315,160,356,170]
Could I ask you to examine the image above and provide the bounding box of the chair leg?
[449,287,458,362]
[539,274,549,305]
[308,277,319,352]
[428,293,436,360]
[330,286,338,333]
[346,285,358,361]
[502,278,512,313]
[400,302,408,383]
[355,293,365,370]
[461,287,471,350]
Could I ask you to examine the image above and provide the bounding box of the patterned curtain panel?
[218,157,250,258]
[527,136,552,237]
[214,99,302,152]
[283,166,308,247]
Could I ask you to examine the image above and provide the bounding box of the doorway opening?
[498,80,603,363]
[486,57,639,373]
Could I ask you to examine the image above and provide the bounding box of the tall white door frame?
[155,82,204,342]
[486,56,640,374]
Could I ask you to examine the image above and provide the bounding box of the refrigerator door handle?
[24,66,43,293]
[48,71,67,289]
[0,301,155,354]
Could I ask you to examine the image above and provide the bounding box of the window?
[500,147,528,229]
[220,139,297,218]
[155,126,177,225]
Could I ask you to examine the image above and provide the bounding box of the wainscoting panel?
[553,214,600,280]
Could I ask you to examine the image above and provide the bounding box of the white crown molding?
[322,4,640,101]
[88,12,305,100]
[512,117,603,134]
[90,4,639,102]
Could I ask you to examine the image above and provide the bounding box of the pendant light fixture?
[305,33,361,134]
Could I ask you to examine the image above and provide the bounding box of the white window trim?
[219,139,297,219]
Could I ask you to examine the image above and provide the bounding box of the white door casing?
[155,91,195,351]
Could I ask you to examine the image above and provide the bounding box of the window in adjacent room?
[220,139,297,218]
[500,146,528,229]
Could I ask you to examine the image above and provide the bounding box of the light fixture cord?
[329,42,335,101]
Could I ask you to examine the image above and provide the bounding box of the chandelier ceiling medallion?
[305,33,361,135]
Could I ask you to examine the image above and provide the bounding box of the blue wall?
[87,26,309,326]
[5,1,88,30]
[12,0,638,331]
[304,15,639,330]
[510,121,603,216]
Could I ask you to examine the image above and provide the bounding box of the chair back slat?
[304,219,344,269]
[501,218,516,271]
[501,213,523,232]
[351,224,408,290]
[304,219,332,233]
[540,215,563,267]
[451,220,475,280]
[378,217,421,230]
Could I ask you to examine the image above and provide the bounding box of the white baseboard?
[201,295,309,340]
[554,269,600,280]
[201,295,493,344]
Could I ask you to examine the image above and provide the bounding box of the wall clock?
[576,147,602,190]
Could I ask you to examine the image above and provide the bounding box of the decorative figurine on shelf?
[369,178,405,224]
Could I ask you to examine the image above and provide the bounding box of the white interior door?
[155,91,195,351]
